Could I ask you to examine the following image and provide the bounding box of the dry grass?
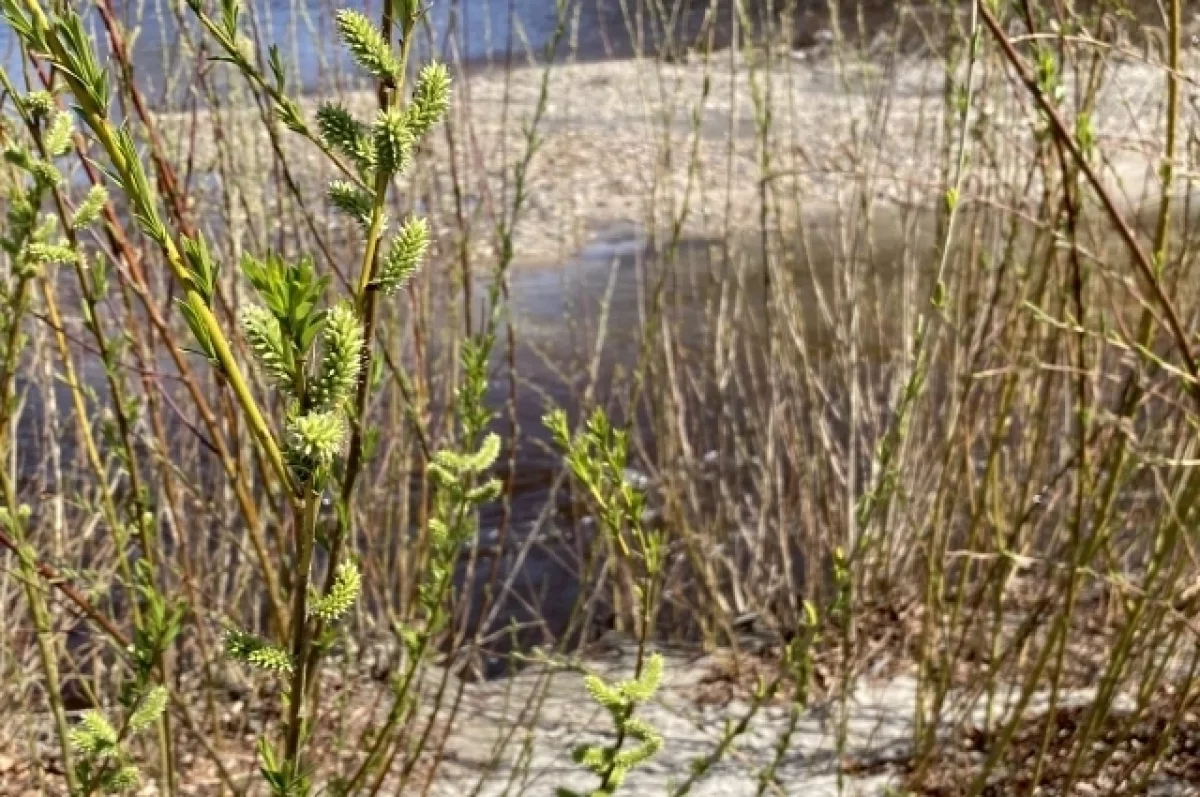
[3,0,1200,794]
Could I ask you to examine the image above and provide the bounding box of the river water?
[0,0,770,107]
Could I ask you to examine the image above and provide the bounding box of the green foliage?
[257,736,312,796]
[335,9,398,81]
[562,653,665,797]
[310,300,364,412]
[180,232,221,303]
[128,559,187,678]
[177,294,220,363]
[241,252,330,357]
[67,678,169,794]
[274,96,309,136]
[545,407,664,575]
[47,9,112,111]
[309,559,361,621]
[548,407,667,795]
[376,216,428,295]
[111,127,168,245]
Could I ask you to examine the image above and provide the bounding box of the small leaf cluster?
[412,339,501,634]
[545,408,665,577]
[236,253,364,488]
[319,20,450,189]
[0,3,111,114]
[420,429,501,619]
[68,682,169,795]
[127,559,187,679]
[557,654,666,797]
[1,98,104,273]
[65,561,181,793]
[318,10,450,299]
[1,83,108,380]
[257,736,311,797]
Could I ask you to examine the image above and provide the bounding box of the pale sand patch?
[156,46,1196,277]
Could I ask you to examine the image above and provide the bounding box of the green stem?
[282,492,321,769]
[1,470,79,793]
[14,0,296,493]
[304,9,419,706]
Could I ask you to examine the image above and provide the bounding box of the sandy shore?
[157,41,1198,279]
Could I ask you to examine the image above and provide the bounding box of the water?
[0,0,746,108]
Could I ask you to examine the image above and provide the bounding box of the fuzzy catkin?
[311,301,364,412]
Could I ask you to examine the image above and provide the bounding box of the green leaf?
[240,252,330,356]
[0,0,47,57]
[177,296,219,363]
[50,10,112,111]
[220,0,241,40]
[274,96,308,136]
[268,43,287,90]
[112,127,168,244]
[180,232,221,303]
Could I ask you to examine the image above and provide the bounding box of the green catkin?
[406,62,452,137]
[311,301,365,412]
[241,304,294,392]
[284,410,346,483]
[373,107,414,178]
[309,560,362,621]
[376,216,429,294]
[335,9,397,81]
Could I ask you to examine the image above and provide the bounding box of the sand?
[157,38,1200,283]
